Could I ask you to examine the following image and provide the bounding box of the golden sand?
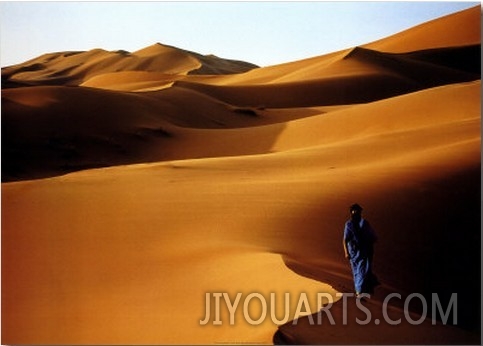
[2,6,480,344]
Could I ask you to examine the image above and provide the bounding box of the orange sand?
[2,5,480,345]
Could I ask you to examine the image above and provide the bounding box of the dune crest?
[2,5,480,345]
[365,5,481,52]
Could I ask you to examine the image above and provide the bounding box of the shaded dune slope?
[2,85,291,181]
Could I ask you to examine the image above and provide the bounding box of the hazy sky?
[0,1,478,67]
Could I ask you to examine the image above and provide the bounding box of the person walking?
[343,203,379,297]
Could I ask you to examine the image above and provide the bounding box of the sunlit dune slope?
[365,5,481,52]
[80,71,181,91]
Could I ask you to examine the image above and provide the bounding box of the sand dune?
[2,5,480,345]
[1,42,258,88]
[2,41,479,181]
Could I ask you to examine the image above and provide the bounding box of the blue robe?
[343,218,378,294]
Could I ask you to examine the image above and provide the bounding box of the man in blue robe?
[343,203,378,297]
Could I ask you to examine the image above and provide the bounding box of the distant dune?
[2,5,480,345]
[1,42,258,88]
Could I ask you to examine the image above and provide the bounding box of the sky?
[0,1,478,67]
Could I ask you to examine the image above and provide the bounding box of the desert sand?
[2,6,481,345]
